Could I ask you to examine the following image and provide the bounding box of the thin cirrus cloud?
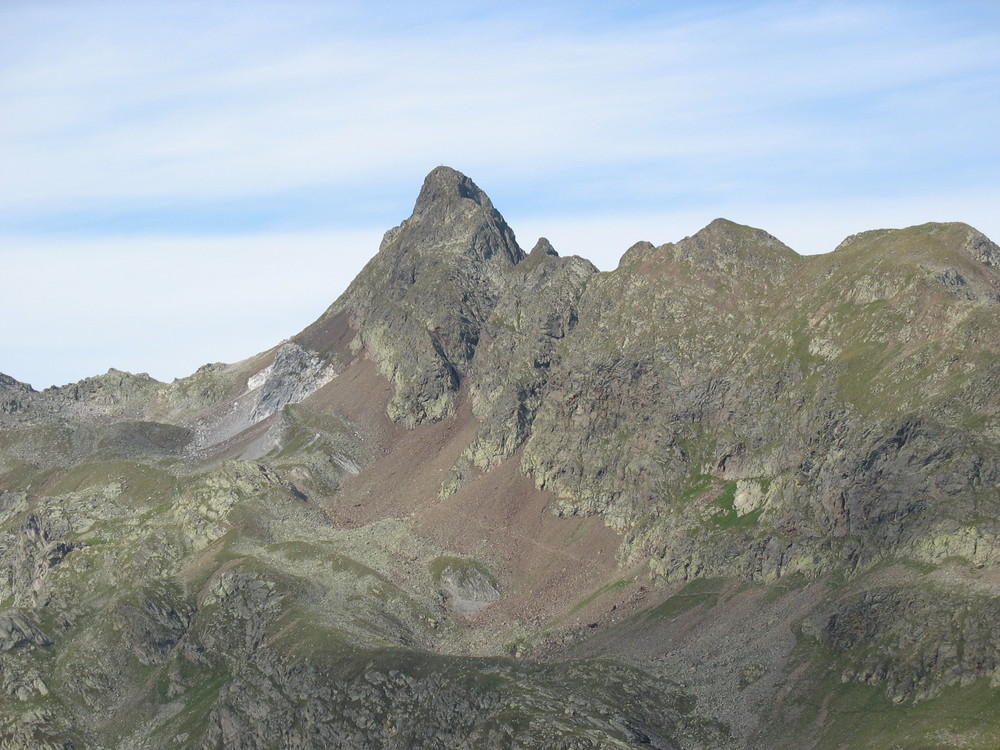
[3,2,994,213]
[1,0,999,388]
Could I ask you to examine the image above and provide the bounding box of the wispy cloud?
[3,2,997,217]
[1,1,999,385]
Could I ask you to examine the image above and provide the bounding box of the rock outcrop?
[326,166,525,425]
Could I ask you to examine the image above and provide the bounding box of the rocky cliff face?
[323,166,525,426]
[520,220,1000,583]
[1,168,999,749]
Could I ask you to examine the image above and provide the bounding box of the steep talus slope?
[1,167,999,749]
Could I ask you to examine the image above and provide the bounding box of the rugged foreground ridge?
[2,167,999,749]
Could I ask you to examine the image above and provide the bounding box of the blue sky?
[2,0,999,388]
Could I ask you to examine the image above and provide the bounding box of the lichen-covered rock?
[326,166,525,425]
[812,587,1000,703]
[516,220,1000,583]
[0,373,35,418]
[442,238,597,493]
[435,559,500,617]
[0,611,51,652]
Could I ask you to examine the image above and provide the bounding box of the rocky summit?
[2,166,999,749]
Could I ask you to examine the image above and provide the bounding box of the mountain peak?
[376,166,522,268]
[675,217,799,269]
[832,222,1000,269]
[325,166,525,425]
[413,166,492,214]
[528,237,559,258]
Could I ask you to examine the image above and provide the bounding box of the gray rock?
[328,166,525,425]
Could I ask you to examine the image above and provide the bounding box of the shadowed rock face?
[0,374,33,417]
[1,168,1000,749]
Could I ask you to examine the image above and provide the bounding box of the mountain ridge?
[1,167,999,749]
[4,212,997,396]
